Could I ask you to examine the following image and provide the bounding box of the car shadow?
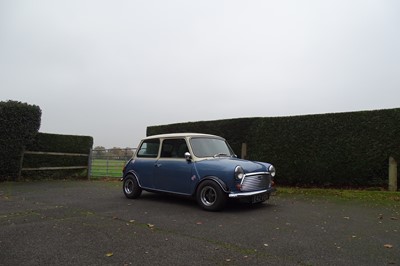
[224,199,276,213]
[135,191,275,213]
[138,192,198,208]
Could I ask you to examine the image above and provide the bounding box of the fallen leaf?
[343,217,350,220]
[264,244,269,247]
[384,244,393,249]
[129,220,135,223]
[390,217,398,220]
[196,221,202,225]
[105,252,113,257]
[147,223,155,228]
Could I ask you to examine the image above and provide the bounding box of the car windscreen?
[190,137,234,158]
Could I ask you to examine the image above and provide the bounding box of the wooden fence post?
[87,149,93,180]
[388,156,397,192]
[241,143,247,159]
[17,148,25,181]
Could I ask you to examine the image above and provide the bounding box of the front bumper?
[228,187,276,198]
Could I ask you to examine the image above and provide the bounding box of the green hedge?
[147,118,260,156]
[27,132,93,154]
[0,100,41,180]
[248,109,400,187]
[147,108,400,188]
[22,133,93,179]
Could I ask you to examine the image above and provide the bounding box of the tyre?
[196,180,227,211]
[123,175,142,199]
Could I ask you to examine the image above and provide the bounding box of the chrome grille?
[241,173,271,192]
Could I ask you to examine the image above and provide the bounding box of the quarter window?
[137,139,160,158]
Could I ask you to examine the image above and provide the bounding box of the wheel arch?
[124,171,142,188]
[193,176,229,196]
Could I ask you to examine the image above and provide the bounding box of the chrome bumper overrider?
[228,187,276,198]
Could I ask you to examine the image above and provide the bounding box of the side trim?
[140,187,192,196]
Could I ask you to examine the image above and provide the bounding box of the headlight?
[234,166,244,180]
[268,165,276,177]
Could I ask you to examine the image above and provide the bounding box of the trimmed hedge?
[26,132,93,154]
[22,133,93,179]
[0,100,41,180]
[248,109,400,187]
[147,108,400,188]
[147,118,260,156]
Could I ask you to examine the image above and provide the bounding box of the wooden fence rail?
[19,150,90,179]
[23,151,89,157]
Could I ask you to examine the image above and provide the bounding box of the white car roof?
[143,132,224,140]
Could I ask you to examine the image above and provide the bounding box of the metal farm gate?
[89,148,135,178]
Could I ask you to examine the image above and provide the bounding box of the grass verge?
[276,187,400,207]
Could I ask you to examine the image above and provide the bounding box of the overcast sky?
[1,0,399,148]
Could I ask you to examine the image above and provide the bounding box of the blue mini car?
[122,133,276,211]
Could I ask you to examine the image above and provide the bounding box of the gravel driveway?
[0,180,398,265]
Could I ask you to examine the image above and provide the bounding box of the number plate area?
[251,192,268,203]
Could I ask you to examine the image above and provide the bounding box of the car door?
[134,138,160,189]
[154,138,195,195]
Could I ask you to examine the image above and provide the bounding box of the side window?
[160,139,189,158]
[137,139,160,158]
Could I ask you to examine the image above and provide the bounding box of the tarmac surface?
[0,180,399,265]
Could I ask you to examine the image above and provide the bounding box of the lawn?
[277,187,400,207]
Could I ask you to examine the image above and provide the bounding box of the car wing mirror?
[184,152,192,161]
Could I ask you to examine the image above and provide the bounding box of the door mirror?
[184,152,192,161]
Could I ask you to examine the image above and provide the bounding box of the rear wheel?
[196,180,227,211]
[123,175,142,199]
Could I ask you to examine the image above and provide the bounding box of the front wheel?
[196,180,227,211]
[123,175,142,199]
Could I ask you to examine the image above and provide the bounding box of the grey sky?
[1,0,399,148]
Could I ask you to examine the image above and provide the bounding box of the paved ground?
[0,180,399,265]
